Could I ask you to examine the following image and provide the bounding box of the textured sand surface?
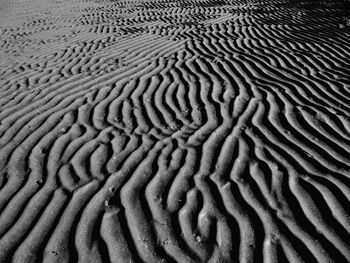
[1,0,350,262]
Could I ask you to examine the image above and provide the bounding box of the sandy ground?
[1,0,350,262]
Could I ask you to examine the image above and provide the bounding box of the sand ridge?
[0,0,350,262]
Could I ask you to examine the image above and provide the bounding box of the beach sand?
[0,0,350,262]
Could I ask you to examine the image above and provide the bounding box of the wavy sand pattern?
[1,0,350,262]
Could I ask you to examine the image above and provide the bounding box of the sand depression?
[0,0,350,262]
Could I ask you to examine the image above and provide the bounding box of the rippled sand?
[0,0,350,262]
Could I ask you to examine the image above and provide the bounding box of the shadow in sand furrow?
[101,206,136,263]
[0,129,78,248]
[178,187,215,262]
[245,64,345,116]
[41,181,100,263]
[0,96,84,167]
[251,107,350,192]
[46,133,152,262]
[210,138,245,262]
[168,102,260,261]
[181,59,223,145]
[105,134,143,175]
[241,135,319,263]
[144,145,204,262]
[290,177,350,262]
[134,76,170,135]
[246,130,344,263]
[250,137,325,262]
[105,59,192,137]
[0,110,76,217]
[251,99,349,179]
[165,73,191,125]
[303,176,350,234]
[193,58,227,114]
[166,147,197,214]
[0,77,97,137]
[299,179,350,243]
[0,35,182,121]
[152,67,185,134]
[255,86,350,170]
[145,144,197,261]
[67,130,113,187]
[120,148,178,262]
[177,120,237,261]
[248,129,348,262]
[0,59,161,146]
[247,106,345,260]
[306,108,350,142]
[5,189,68,263]
[102,140,163,262]
[0,192,65,262]
[131,78,159,134]
[297,109,350,159]
[257,77,350,136]
[234,55,348,116]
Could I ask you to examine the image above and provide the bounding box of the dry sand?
[1,0,350,262]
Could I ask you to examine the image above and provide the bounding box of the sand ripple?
[0,0,350,262]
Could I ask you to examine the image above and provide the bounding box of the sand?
[0,0,350,262]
